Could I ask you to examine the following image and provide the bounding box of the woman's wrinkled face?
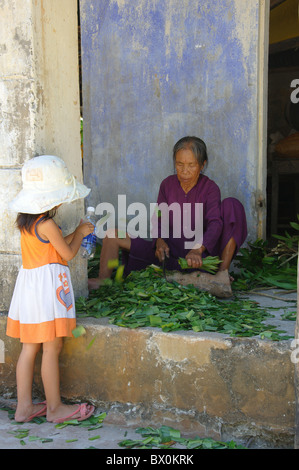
[175,148,204,185]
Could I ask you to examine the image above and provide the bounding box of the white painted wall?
[0,0,87,310]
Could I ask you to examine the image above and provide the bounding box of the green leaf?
[88,435,101,441]
[290,221,299,231]
[160,425,181,440]
[115,264,125,282]
[86,336,97,350]
[72,325,86,338]
[262,257,275,264]
[149,315,162,327]
[107,259,119,269]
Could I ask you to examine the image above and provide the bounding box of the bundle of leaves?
[77,266,291,340]
[178,255,222,273]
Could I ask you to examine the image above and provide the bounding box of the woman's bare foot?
[88,277,107,291]
[217,267,234,283]
[88,277,100,291]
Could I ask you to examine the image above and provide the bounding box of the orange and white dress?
[6,216,76,343]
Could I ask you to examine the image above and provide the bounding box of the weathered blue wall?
[80,0,264,241]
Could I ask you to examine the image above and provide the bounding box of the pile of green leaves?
[54,412,106,430]
[76,266,291,340]
[118,425,245,449]
[7,428,53,446]
[232,217,298,291]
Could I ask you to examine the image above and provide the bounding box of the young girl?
[6,155,96,423]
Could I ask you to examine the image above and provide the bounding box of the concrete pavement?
[0,406,141,449]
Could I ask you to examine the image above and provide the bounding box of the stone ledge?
[0,313,295,448]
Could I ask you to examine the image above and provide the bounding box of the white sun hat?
[9,155,91,214]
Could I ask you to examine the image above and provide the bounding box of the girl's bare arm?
[37,218,94,261]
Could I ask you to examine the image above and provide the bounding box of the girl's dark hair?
[16,209,56,233]
[173,136,208,167]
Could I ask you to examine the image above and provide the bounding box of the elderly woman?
[88,136,247,290]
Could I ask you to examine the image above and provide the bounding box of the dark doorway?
[267,0,299,238]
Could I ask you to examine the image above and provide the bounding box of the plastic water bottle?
[80,206,97,259]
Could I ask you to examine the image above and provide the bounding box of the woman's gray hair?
[173,136,208,167]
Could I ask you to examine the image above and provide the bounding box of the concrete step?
[0,290,297,449]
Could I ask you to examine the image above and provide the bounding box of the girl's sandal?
[51,403,95,424]
[22,401,47,423]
